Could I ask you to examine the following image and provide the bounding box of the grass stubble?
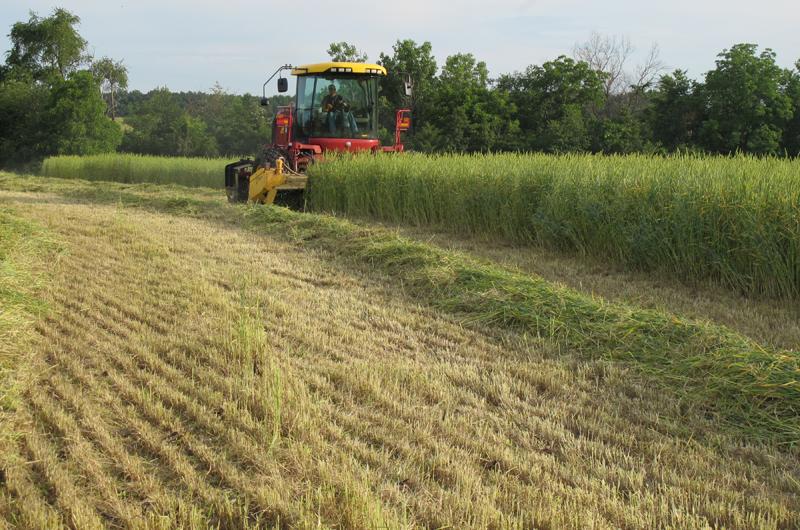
[0,173,797,528]
[0,201,62,448]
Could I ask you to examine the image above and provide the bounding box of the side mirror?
[277,77,288,93]
[260,97,269,106]
[403,74,413,97]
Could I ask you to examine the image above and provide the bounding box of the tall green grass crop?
[308,153,800,299]
[42,153,233,188]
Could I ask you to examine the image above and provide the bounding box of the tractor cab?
[268,62,409,160]
[292,62,383,151]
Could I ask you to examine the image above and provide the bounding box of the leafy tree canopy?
[647,70,704,151]
[699,43,794,154]
[0,8,121,166]
[377,39,438,139]
[120,88,218,157]
[427,53,519,152]
[92,57,128,119]
[46,70,122,155]
[326,42,368,62]
[781,60,800,155]
[497,56,604,151]
[5,8,88,83]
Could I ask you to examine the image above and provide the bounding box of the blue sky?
[2,0,798,95]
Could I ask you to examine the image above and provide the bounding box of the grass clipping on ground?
[2,173,798,447]
[0,208,59,417]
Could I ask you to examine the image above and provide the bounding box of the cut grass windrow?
[240,206,800,446]
[1,173,796,447]
[0,207,59,431]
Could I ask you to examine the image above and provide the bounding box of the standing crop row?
[308,153,800,299]
[42,154,232,189]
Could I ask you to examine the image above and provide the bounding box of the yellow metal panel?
[248,159,287,204]
[292,62,387,76]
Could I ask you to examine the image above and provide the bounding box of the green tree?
[121,88,218,157]
[377,40,438,144]
[427,53,518,152]
[0,9,121,166]
[45,71,122,155]
[782,60,800,155]
[545,105,592,152]
[92,57,128,120]
[648,70,705,151]
[326,42,367,62]
[497,56,605,152]
[0,80,49,164]
[5,8,88,82]
[699,44,793,154]
[593,110,649,154]
[198,84,270,156]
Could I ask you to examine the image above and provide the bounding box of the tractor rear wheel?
[255,147,291,169]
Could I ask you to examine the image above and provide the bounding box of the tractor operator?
[321,84,358,134]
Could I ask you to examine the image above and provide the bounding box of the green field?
[1,171,799,528]
[43,152,800,299]
[42,153,235,189]
[309,153,800,299]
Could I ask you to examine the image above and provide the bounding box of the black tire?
[255,147,291,168]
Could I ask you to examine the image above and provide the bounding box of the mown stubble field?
[1,180,799,529]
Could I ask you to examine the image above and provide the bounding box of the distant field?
[0,173,798,528]
[42,153,233,189]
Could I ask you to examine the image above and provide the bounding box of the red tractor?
[225,61,411,205]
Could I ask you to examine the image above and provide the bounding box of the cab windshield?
[295,75,379,139]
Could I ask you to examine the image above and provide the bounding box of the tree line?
[1,9,799,170]
[0,8,288,167]
[374,38,800,155]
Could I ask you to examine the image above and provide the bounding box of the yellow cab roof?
[291,62,387,76]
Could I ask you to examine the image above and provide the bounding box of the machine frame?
[225,62,411,205]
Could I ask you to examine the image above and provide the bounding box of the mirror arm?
[262,64,294,100]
